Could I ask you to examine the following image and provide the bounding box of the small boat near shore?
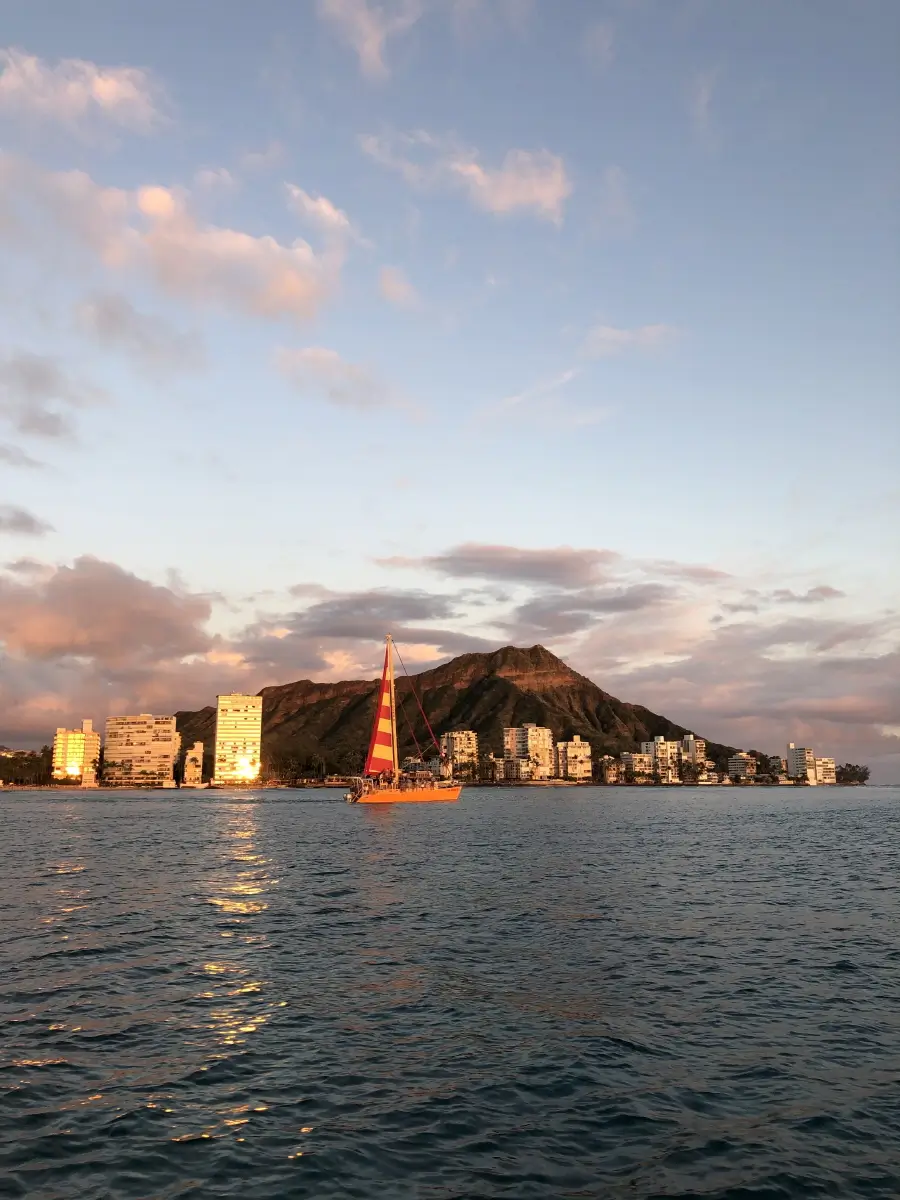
[346,635,461,805]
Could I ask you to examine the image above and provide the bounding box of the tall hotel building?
[503,723,556,780]
[52,719,101,781]
[213,694,263,784]
[104,715,181,787]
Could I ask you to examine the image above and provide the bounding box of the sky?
[0,0,898,778]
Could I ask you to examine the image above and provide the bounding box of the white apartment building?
[681,734,707,766]
[104,715,181,787]
[52,719,101,781]
[786,743,817,784]
[640,736,682,783]
[815,757,837,785]
[183,741,204,787]
[622,752,654,778]
[214,693,263,784]
[557,735,593,781]
[439,730,479,773]
[503,723,555,779]
[727,752,757,779]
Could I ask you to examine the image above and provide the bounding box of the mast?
[387,633,399,781]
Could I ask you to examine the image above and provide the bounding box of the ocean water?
[1,785,898,1199]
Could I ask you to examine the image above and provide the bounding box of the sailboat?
[346,635,462,804]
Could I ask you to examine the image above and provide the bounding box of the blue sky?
[0,0,897,777]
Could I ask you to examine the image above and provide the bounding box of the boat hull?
[356,784,461,804]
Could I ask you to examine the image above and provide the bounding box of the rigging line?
[393,643,442,755]
[396,690,425,762]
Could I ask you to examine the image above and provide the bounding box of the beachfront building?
[51,719,101,782]
[213,693,263,784]
[599,755,621,784]
[815,757,837,785]
[182,741,204,787]
[439,730,479,775]
[503,723,555,779]
[621,752,654,780]
[640,736,682,783]
[727,752,757,779]
[786,743,817,784]
[103,715,181,787]
[681,734,707,777]
[556,735,593,781]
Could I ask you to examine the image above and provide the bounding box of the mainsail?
[363,639,397,776]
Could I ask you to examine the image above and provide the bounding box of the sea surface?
[1,786,898,1199]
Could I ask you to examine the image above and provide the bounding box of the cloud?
[379,265,419,307]
[0,351,106,439]
[286,184,356,240]
[582,21,615,70]
[379,543,621,588]
[317,0,423,80]
[361,130,572,223]
[75,292,203,376]
[275,346,392,409]
[594,165,635,236]
[0,505,52,536]
[0,546,895,778]
[772,586,845,604]
[0,155,347,323]
[193,166,236,192]
[583,322,677,358]
[496,367,578,412]
[579,609,900,777]
[0,555,211,665]
[509,584,677,637]
[239,141,285,172]
[0,443,43,469]
[0,46,165,135]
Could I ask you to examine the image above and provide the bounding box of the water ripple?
[1,786,898,1198]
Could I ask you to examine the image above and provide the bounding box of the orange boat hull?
[357,784,461,804]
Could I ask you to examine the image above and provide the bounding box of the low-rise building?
[599,755,620,784]
[52,720,101,782]
[728,752,757,779]
[182,741,204,787]
[503,723,555,779]
[104,715,181,787]
[815,757,837,785]
[556,735,593,781]
[622,752,654,779]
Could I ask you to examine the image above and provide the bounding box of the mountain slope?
[176,645,734,775]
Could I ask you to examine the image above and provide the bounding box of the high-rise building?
[104,715,181,787]
[815,757,836,785]
[214,693,263,784]
[183,741,204,787]
[51,719,100,781]
[640,736,682,783]
[439,730,479,774]
[503,723,555,779]
[786,743,817,784]
[556,734,593,781]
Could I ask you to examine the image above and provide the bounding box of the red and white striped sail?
[364,642,395,776]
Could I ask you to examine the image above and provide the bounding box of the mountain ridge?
[175,644,736,774]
